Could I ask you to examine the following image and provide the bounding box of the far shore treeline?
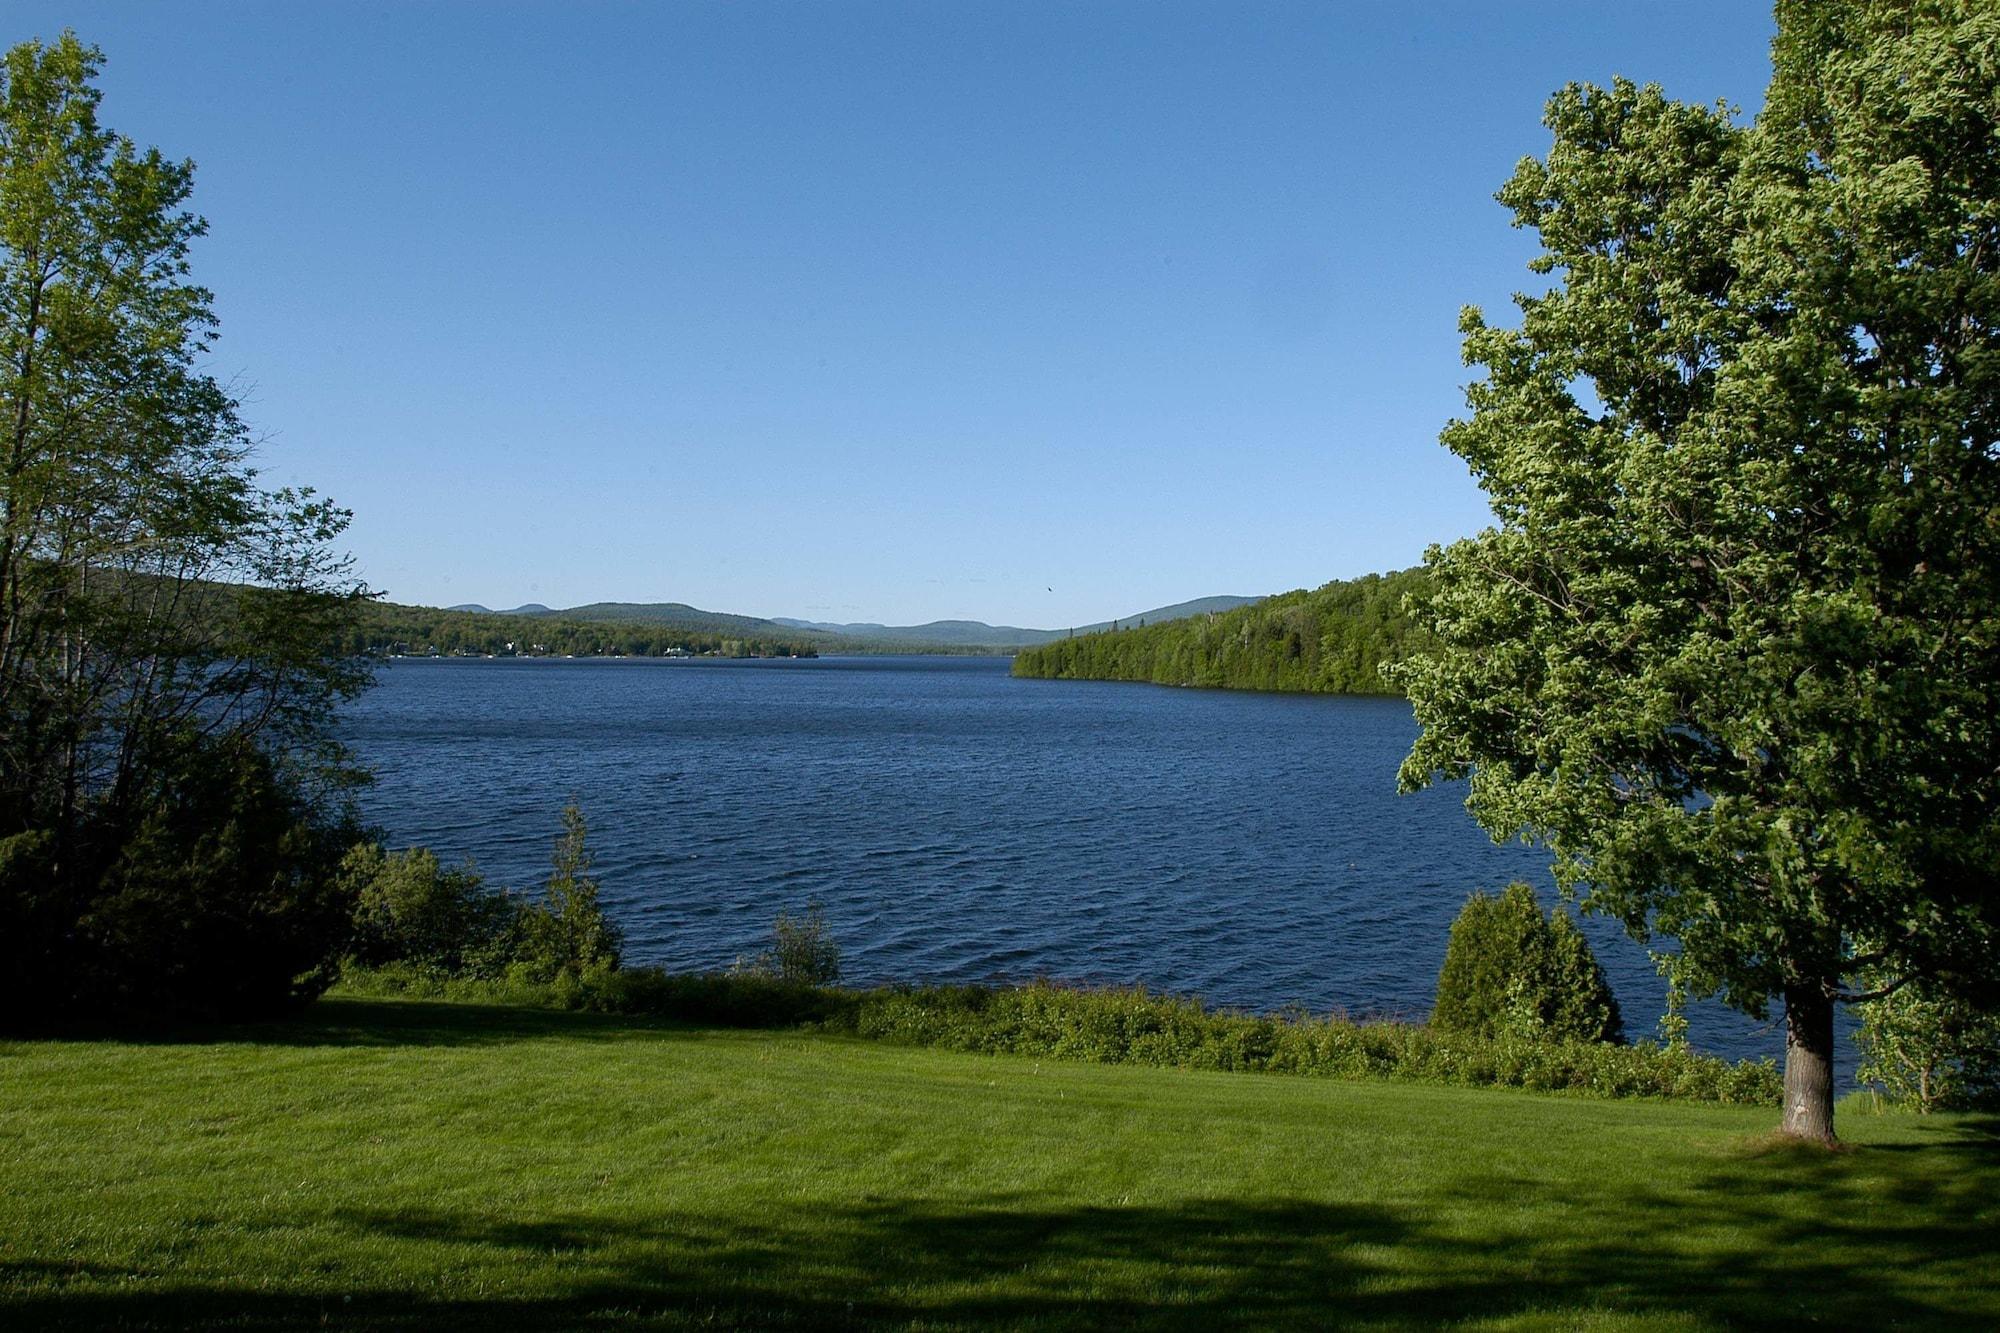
[350,599,824,660]
[1011,569,1429,695]
[348,598,1069,659]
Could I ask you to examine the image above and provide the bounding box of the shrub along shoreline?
[334,818,1784,1109]
[335,965,1783,1108]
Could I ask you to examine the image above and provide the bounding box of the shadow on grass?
[5,996,713,1051]
[7,1001,1998,1329]
[1434,1125,1999,1325]
[1943,1112,2000,1142]
[7,1134,1998,1331]
[0,1198,1637,1332]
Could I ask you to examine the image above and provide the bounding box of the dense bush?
[588,968,846,1027]
[1434,883,1624,1045]
[337,962,848,1029]
[840,982,1765,1102]
[341,802,620,985]
[343,845,517,978]
[7,737,364,1020]
[1855,981,2000,1113]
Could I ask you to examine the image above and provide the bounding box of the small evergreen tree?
[517,801,622,979]
[1434,883,1623,1045]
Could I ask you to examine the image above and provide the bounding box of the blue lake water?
[341,654,1775,1061]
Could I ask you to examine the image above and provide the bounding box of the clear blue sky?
[14,2,1777,627]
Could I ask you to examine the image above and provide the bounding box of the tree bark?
[1781,983,1837,1143]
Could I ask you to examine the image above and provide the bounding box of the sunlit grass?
[1,995,1993,1329]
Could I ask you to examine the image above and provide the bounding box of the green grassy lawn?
[2,996,1993,1330]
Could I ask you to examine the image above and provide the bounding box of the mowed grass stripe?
[1,996,1993,1330]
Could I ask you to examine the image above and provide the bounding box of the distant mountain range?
[442,594,1263,650]
[767,596,1263,647]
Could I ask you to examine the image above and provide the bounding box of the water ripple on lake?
[342,655,1776,1060]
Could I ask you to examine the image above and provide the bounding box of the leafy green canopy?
[0,36,370,1017]
[1398,0,2000,1096]
[1855,977,2000,1112]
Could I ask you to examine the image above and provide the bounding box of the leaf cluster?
[733,901,842,986]
[1397,4,2000,1033]
[1854,978,2000,1112]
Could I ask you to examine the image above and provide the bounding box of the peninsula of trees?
[1010,569,1429,695]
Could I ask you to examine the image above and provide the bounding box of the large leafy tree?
[1397,0,2000,1141]
[0,35,371,1017]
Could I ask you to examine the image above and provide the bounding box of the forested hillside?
[347,600,823,659]
[1011,569,1428,695]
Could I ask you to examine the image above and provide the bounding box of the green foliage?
[1396,3,2000,1136]
[342,845,518,979]
[736,901,842,985]
[1652,953,1694,1050]
[59,738,360,1019]
[851,984,1758,1102]
[513,801,622,981]
[1433,883,1625,1045]
[341,803,621,987]
[0,37,370,1019]
[1012,569,1429,694]
[1855,981,2000,1114]
[559,966,848,1026]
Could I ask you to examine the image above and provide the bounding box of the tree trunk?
[1781,983,1837,1143]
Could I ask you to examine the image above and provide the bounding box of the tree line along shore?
[1011,569,1430,695]
[351,599,823,660]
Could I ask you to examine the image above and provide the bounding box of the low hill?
[516,600,801,637]
[770,594,1265,648]
[3,993,1989,1329]
[446,602,553,615]
[1013,569,1429,695]
[350,599,822,659]
[768,617,1058,648]
[415,593,1268,652]
[1083,594,1264,630]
